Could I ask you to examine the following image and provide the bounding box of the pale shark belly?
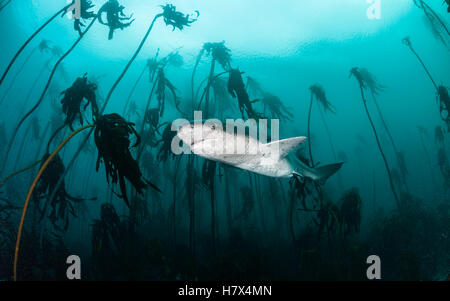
[235,158,293,178]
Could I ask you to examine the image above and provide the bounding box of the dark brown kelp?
[223,166,234,242]
[98,4,194,116]
[0,39,52,106]
[227,68,262,119]
[260,93,293,121]
[0,2,72,86]
[97,0,134,40]
[402,37,438,91]
[193,41,231,117]
[60,74,99,129]
[1,15,98,176]
[155,123,177,163]
[94,113,160,207]
[43,4,198,209]
[63,0,96,36]
[202,159,217,253]
[135,50,184,158]
[357,68,409,187]
[438,86,450,130]
[403,37,449,130]
[186,155,197,266]
[33,153,90,231]
[213,77,236,116]
[246,77,292,121]
[413,0,450,47]
[13,118,35,171]
[309,84,336,166]
[437,148,450,192]
[14,123,95,281]
[350,67,400,207]
[121,65,146,116]
[417,126,439,191]
[46,74,99,153]
[190,43,233,254]
[155,68,181,117]
[235,186,254,222]
[339,189,362,236]
[169,156,183,245]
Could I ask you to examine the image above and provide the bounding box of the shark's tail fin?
[314,162,344,184]
[293,162,344,184]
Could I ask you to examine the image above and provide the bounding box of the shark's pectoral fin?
[263,137,306,159]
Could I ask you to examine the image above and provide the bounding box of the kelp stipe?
[0,16,98,178]
[46,4,198,211]
[94,113,159,207]
[99,4,196,115]
[350,67,400,207]
[192,41,231,118]
[403,37,449,129]
[0,3,70,86]
[357,68,409,190]
[0,39,52,106]
[13,124,95,281]
[402,37,438,91]
[438,86,450,130]
[417,126,439,196]
[134,49,184,158]
[202,159,218,254]
[246,77,293,121]
[46,73,99,153]
[0,0,12,13]
[308,84,336,167]
[413,0,450,48]
[122,64,147,116]
[0,160,41,188]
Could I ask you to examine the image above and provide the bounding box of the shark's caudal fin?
[314,163,344,184]
[263,137,307,159]
[294,162,344,184]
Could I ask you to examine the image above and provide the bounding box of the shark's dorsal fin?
[263,137,306,159]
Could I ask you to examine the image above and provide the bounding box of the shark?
[177,122,343,182]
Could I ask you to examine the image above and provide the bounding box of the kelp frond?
[261,92,293,120]
[246,76,265,97]
[161,4,198,31]
[357,68,385,96]
[310,84,336,113]
[202,41,232,71]
[414,0,450,48]
[349,67,385,97]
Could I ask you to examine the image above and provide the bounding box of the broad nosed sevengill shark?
[177,122,343,182]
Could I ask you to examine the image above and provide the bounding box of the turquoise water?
[0,0,449,280]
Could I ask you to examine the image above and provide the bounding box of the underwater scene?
[0,0,449,282]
